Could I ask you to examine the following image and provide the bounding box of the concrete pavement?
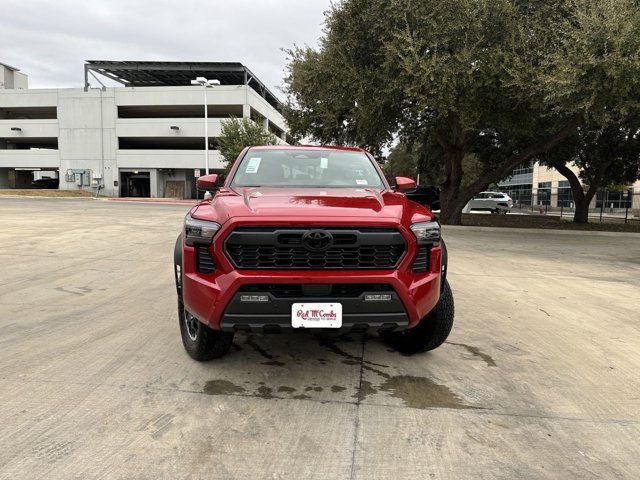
[0,197,639,479]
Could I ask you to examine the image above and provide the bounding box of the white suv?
[465,191,513,214]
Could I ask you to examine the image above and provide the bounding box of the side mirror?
[395,176,417,193]
[196,174,218,190]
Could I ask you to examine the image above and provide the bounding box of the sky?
[0,0,332,99]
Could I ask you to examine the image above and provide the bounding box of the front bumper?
[220,285,409,333]
[181,218,443,332]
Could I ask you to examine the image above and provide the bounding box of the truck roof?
[248,145,369,153]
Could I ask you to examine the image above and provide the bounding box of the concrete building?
[0,63,28,90]
[0,61,288,198]
[498,161,640,213]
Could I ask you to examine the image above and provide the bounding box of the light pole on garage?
[191,77,220,175]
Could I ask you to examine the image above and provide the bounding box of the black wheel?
[382,280,454,354]
[174,235,234,361]
[178,302,234,361]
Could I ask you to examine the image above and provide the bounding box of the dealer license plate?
[291,303,342,329]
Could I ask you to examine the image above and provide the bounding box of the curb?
[442,225,640,237]
[105,198,198,205]
[0,195,94,200]
[0,196,197,205]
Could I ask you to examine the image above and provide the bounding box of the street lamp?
[191,77,220,175]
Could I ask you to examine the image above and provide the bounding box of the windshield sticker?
[356,179,368,185]
[245,157,261,173]
[320,157,328,169]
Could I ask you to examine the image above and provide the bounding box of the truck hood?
[192,187,433,224]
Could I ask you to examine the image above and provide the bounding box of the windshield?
[231,149,385,188]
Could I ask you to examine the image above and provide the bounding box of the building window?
[537,182,551,205]
[500,184,532,205]
[557,180,573,207]
[511,161,534,176]
[596,190,633,209]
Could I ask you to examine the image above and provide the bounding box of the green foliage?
[283,0,640,223]
[383,144,420,181]
[218,118,277,171]
[385,142,484,188]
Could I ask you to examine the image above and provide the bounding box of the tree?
[545,121,640,223]
[218,118,277,171]
[383,144,417,180]
[385,142,483,190]
[283,0,640,224]
[384,142,448,183]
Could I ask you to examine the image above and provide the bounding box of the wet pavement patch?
[277,386,296,393]
[353,380,377,402]
[378,375,480,410]
[256,386,274,398]
[319,336,388,367]
[203,380,246,396]
[261,360,286,366]
[446,342,497,367]
[245,335,279,360]
[202,336,484,410]
[318,336,483,410]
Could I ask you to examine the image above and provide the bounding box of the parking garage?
[0,61,288,197]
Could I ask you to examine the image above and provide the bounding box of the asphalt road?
[1,198,639,479]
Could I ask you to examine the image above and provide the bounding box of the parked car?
[405,185,441,211]
[31,177,59,189]
[466,191,513,214]
[173,145,453,360]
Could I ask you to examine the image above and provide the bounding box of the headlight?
[410,220,440,245]
[184,213,220,246]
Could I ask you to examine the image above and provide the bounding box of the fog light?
[364,294,392,302]
[240,295,269,302]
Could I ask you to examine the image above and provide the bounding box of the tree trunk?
[436,113,469,225]
[573,187,599,223]
[439,147,465,225]
[573,196,590,223]
[553,162,601,224]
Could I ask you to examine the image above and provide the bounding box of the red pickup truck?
[174,146,453,360]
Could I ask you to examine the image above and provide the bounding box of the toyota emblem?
[302,230,333,251]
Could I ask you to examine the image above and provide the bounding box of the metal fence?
[497,187,640,224]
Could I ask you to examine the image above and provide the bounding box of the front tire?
[174,234,234,361]
[382,280,454,354]
[178,302,234,361]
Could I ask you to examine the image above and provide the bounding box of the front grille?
[412,246,430,273]
[196,245,215,273]
[225,227,406,270]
